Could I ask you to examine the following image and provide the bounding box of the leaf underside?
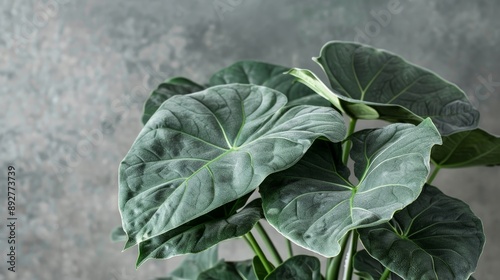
[260,119,441,257]
[119,84,346,248]
[358,185,485,280]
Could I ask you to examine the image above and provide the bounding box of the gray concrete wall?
[1,0,499,279]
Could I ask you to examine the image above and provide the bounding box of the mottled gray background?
[1,0,499,279]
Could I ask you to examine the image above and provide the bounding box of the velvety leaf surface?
[137,199,262,266]
[432,128,500,167]
[354,250,402,280]
[198,260,257,280]
[119,84,346,248]
[209,61,329,107]
[314,41,479,135]
[161,246,220,280]
[142,77,205,124]
[358,185,485,280]
[264,255,322,280]
[260,119,441,257]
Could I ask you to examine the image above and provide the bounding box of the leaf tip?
[123,238,138,251]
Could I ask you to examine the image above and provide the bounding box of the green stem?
[342,118,358,165]
[286,239,293,258]
[427,165,441,184]
[342,230,358,280]
[245,232,274,274]
[326,231,351,280]
[379,267,391,280]
[255,222,283,264]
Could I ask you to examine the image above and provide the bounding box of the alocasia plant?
[113,41,493,280]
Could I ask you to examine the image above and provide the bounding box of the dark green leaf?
[288,68,422,123]
[354,250,402,280]
[209,61,329,107]
[137,199,262,266]
[260,119,441,257]
[264,255,322,280]
[162,246,220,280]
[358,185,485,280]
[252,256,268,280]
[120,84,346,248]
[432,128,500,168]
[110,226,127,242]
[198,260,257,280]
[142,77,205,124]
[314,41,479,135]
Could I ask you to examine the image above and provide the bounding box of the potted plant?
[113,41,496,280]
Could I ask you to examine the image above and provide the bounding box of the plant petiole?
[255,222,283,264]
[244,232,274,274]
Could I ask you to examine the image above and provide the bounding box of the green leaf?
[288,68,423,123]
[198,260,257,280]
[209,61,329,107]
[142,77,205,124]
[252,256,268,280]
[354,250,402,280]
[264,255,322,280]
[137,198,262,266]
[314,41,479,135]
[119,84,346,248]
[260,119,441,257]
[110,226,127,242]
[163,246,220,280]
[432,128,500,168]
[358,185,485,280]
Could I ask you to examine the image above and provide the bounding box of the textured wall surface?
[1,0,499,279]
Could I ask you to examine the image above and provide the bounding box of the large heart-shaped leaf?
[358,185,485,280]
[142,77,205,124]
[137,198,262,266]
[160,245,220,280]
[209,61,329,107]
[119,84,346,248]
[265,255,322,280]
[354,250,402,280]
[260,119,441,257]
[432,128,500,168]
[314,41,479,135]
[198,260,257,280]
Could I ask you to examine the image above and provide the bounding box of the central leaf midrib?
[232,92,247,147]
[192,97,233,149]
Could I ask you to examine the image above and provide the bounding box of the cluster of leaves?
[114,41,500,280]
